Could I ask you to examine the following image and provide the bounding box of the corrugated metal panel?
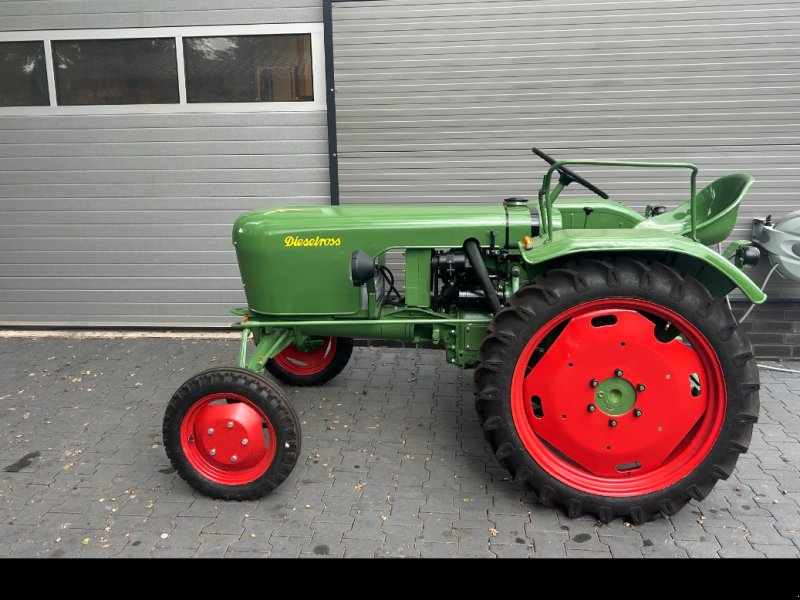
[0,0,321,30]
[0,1,327,326]
[333,0,800,299]
[0,111,329,326]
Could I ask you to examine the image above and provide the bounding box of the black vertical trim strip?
[503,204,510,249]
[323,0,340,206]
[529,204,540,236]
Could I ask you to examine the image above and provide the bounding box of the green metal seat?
[635,173,754,245]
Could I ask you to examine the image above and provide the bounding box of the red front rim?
[273,337,338,376]
[180,393,277,485]
[510,298,726,497]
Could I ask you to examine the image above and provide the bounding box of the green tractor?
[163,148,764,523]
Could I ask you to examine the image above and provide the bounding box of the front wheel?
[163,367,301,500]
[266,336,353,386]
[474,258,760,523]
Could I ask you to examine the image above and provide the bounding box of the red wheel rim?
[273,337,337,376]
[180,393,276,485]
[510,298,726,497]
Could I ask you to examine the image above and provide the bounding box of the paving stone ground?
[1,335,799,558]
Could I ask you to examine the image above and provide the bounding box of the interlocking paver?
[1,337,799,557]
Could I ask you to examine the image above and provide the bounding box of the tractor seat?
[634,173,754,245]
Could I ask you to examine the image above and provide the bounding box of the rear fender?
[519,229,766,304]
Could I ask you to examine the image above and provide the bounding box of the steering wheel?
[532,147,609,200]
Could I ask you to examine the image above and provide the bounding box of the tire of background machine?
[163,367,301,500]
[473,257,760,523]
[266,337,354,387]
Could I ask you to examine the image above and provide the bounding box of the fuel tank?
[233,202,538,316]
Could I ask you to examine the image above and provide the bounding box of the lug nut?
[231,455,238,463]
[241,438,249,446]
[207,428,214,435]
[637,384,646,392]
[615,369,623,377]
[590,379,599,388]
[587,404,596,413]
[227,421,234,429]
[209,448,216,456]
[609,419,618,428]
[633,409,642,417]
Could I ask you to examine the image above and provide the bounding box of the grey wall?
[332,0,800,299]
[0,0,327,326]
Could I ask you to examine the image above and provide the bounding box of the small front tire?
[163,367,301,500]
[266,336,353,386]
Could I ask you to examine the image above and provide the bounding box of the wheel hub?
[192,402,267,470]
[179,392,276,485]
[520,306,711,480]
[595,376,636,415]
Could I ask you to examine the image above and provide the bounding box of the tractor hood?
[233,203,537,316]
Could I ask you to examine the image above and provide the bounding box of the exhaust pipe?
[463,238,502,315]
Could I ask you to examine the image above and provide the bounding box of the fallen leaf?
[354,481,365,492]
[489,527,498,537]
[250,533,256,539]
[82,538,90,545]
[54,537,61,543]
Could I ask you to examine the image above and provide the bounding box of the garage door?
[332,0,800,298]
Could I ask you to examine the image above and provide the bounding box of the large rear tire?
[474,258,760,523]
[163,367,301,500]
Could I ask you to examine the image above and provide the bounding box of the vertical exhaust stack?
[463,238,502,315]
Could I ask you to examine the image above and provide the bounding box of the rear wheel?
[474,258,759,523]
[267,336,353,386]
[163,367,301,500]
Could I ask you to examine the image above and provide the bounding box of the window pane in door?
[184,34,313,103]
[53,38,179,105]
[0,41,49,107]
